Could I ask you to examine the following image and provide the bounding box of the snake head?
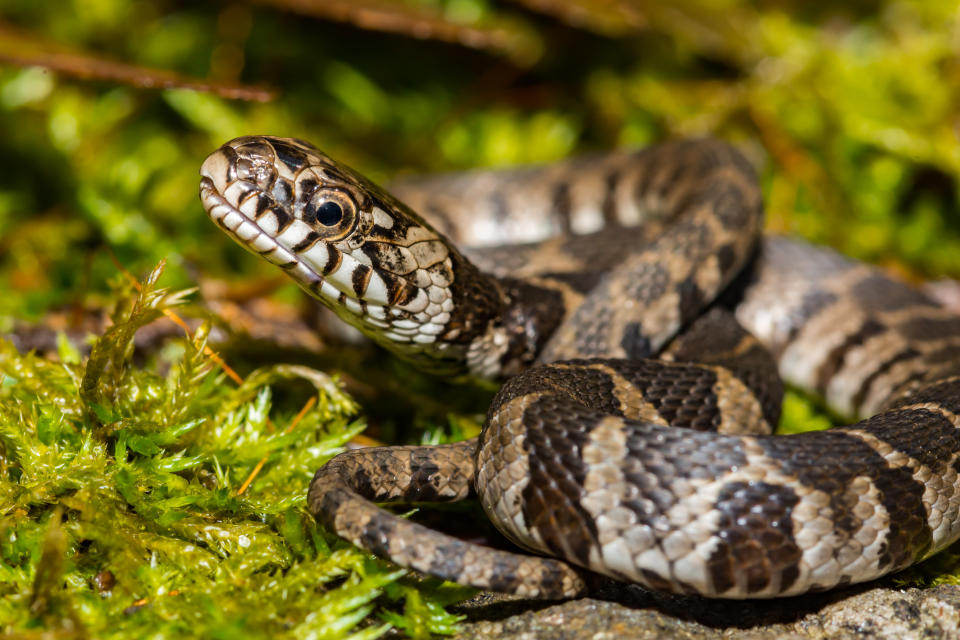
[199,136,468,361]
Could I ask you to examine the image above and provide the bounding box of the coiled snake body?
[199,137,960,599]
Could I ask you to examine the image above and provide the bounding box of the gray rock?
[454,581,960,639]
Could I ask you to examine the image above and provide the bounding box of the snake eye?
[316,200,343,226]
[302,188,358,239]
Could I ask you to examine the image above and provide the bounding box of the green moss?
[0,264,467,637]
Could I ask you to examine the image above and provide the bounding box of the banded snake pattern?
[199,136,960,599]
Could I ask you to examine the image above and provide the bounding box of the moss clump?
[0,263,470,638]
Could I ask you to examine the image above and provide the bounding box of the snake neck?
[462,275,570,379]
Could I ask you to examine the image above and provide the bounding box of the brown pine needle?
[285,395,317,435]
[236,458,267,497]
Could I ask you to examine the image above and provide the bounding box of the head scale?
[199,136,467,368]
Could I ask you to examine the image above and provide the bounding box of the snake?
[198,136,960,599]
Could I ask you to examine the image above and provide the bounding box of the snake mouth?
[200,176,300,270]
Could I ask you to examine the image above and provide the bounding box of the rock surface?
[453,580,960,639]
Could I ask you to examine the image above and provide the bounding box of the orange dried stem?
[236,458,267,496]
[286,395,317,434]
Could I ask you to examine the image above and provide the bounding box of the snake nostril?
[235,157,277,191]
[235,157,255,181]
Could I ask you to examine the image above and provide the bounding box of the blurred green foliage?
[1,0,960,636]
[1,0,958,328]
